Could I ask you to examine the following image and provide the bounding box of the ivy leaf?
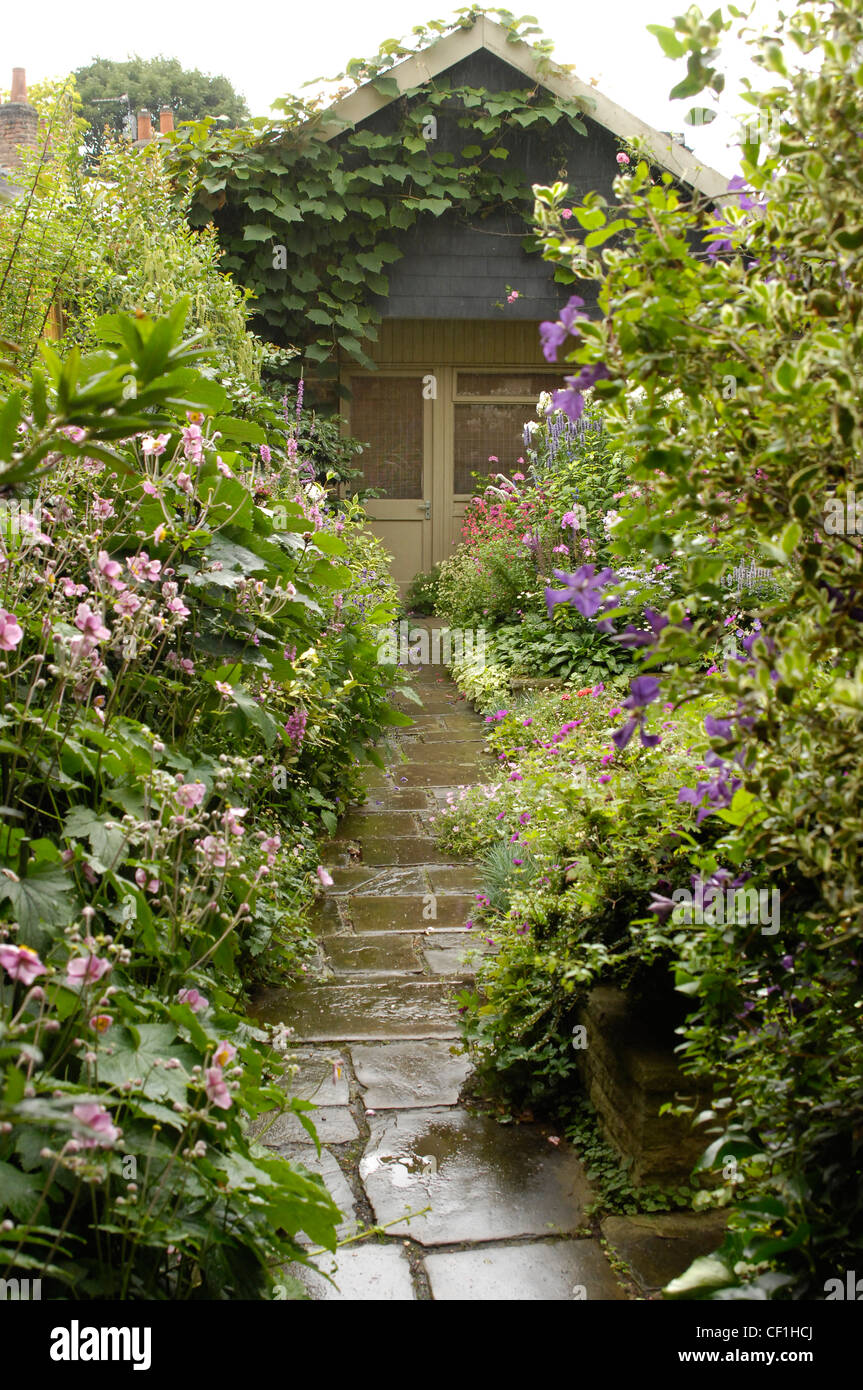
[243,225,276,242]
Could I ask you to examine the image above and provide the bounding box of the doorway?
[345,363,563,594]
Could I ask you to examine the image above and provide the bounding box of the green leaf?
[646,24,687,59]
[0,1160,44,1221]
[243,224,276,242]
[62,807,127,873]
[0,863,77,945]
[97,1025,199,1103]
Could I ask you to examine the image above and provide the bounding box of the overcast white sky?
[4,0,790,177]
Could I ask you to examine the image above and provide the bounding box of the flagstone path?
[251,630,719,1300]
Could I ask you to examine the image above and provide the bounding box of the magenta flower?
[73,1102,120,1148]
[316,866,334,887]
[205,1066,232,1110]
[259,444,272,465]
[66,953,112,986]
[0,610,23,652]
[197,836,227,868]
[177,987,208,1012]
[213,1040,237,1068]
[176,781,206,809]
[0,943,45,984]
[74,603,110,641]
[616,151,630,165]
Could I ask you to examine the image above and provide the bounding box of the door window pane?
[454,402,531,494]
[350,376,424,499]
[456,371,564,398]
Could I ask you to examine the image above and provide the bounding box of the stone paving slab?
[286,1244,416,1301]
[281,1048,351,1106]
[348,896,474,932]
[338,812,422,838]
[257,1105,360,1147]
[350,1041,472,1109]
[254,982,459,1040]
[422,943,480,976]
[329,866,429,896]
[353,790,434,810]
[398,764,480,787]
[325,935,423,977]
[424,1240,625,1301]
[306,900,346,937]
[427,866,484,893]
[361,837,450,865]
[600,1212,728,1292]
[360,1109,592,1246]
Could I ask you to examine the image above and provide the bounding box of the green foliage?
[518,0,863,1297]
[405,565,442,616]
[163,9,588,372]
[0,302,402,1298]
[74,55,249,156]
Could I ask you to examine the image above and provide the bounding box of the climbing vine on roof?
[164,8,589,379]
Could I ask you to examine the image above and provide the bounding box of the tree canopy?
[73,54,249,153]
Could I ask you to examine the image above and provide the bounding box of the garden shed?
[313,16,728,590]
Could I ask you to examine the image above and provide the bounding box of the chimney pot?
[158,107,174,134]
[10,68,27,103]
[136,109,152,142]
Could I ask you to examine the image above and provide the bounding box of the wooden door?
[446,368,569,551]
[346,372,433,596]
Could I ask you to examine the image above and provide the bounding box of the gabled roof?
[317,16,729,201]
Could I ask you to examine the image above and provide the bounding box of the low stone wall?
[573,985,707,1184]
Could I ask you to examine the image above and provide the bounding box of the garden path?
[252,628,630,1300]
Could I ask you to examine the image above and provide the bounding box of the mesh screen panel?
[457,371,564,398]
[454,402,531,494]
[350,377,424,499]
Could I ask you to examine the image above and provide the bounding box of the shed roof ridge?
[317,15,730,200]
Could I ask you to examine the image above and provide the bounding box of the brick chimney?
[0,68,39,172]
[135,108,152,143]
[158,106,174,135]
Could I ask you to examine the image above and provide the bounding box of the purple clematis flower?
[616,607,669,649]
[545,564,618,620]
[550,363,610,422]
[704,714,735,740]
[539,295,587,362]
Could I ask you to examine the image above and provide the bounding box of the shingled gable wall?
[340,49,625,323]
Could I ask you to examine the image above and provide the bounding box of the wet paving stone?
[422,943,480,976]
[280,1048,351,1106]
[427,866,484,893]
[329,866,429,896]
[253,982,459,1041]
[306,899,346,937]
[287,1244,416,1301]
[325,935,423,977]
[360,1109,592,1246]
[350,1041,473,1109]
[352,790,434,811]
[423,1240,625,1301]
[348,896,474,932]
[398,764,480,787]
[337,812,421,838]
[258,1104,360,1147]
[361,837,450,865]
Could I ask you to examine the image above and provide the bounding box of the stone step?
[347,895,475,932]
[359,1108,593,1246]
[252,981,460,1041]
